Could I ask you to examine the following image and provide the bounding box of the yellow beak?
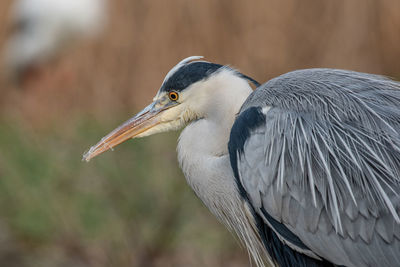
[83,99,177,162]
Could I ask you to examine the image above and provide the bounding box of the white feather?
[4,0,107,72]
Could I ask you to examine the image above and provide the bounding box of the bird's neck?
[179,75,253,158]
[176,79,267,265]
[177,75,252,201]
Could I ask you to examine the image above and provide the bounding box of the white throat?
[176,71,268,266]
[176,69,252,214]
[178,70,253,157]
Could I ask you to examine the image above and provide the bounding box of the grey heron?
[4,0,107,80]
[83,56,400,267]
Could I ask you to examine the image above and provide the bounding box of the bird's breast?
[177,120,268,265]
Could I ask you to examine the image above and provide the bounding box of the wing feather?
[230,68,400,266]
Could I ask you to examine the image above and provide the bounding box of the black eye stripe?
[161,62,223,92]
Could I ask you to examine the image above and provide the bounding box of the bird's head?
[83,56,257,161]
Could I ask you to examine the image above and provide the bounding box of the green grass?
[0,116,247,267]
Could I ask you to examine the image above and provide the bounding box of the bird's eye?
[168,91,179,101]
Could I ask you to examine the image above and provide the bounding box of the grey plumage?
[233,68,400,266]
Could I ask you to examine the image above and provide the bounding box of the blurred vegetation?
[0,0,399,266]
[0,116,246,267]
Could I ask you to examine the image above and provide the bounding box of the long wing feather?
[229,68,400,267]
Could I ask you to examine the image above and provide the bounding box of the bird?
[4,0,107,81]
[83,56,400,267]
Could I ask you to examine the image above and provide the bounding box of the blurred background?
[0,0,399,266]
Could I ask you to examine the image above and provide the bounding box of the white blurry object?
[4,0,107,77]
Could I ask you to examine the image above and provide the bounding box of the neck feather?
[176,71,252,205]
[176,73,267,266]
[179,71,253,157]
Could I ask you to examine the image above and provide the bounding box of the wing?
[229,69,400,267]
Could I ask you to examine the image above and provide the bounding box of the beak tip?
[82,147,95,162]
[82,153,90,162]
